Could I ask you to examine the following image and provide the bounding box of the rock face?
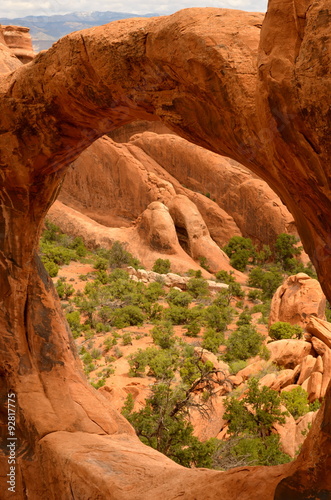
[1,3,331,499]
[2,25,35,63]
[129,131,296,246]
[0,25,23,73]
[60,134,242,246]
[61,130,296,249]
[269,273,326,328]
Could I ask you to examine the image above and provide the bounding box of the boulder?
[270,369,296,392]
[306,316,331,350]
[267,340,314,369]
[269,274,326,328]
[237,360,268,381]
[274,410,297,458]
[297,355,317,386]
[307,372,323,403]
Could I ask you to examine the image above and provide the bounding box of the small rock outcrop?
[269,273,326,328]
[2,25,35,63]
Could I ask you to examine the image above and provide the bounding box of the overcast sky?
[1,0,268,19]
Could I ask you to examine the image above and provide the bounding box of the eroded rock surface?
[1,2,331,499]
[269,273,326,328]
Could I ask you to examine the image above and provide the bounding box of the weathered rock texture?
[59,134,242,247]
[60,130,295,249]
[1,2,331,499]
[2,25,35,63]
[269,273,326,328]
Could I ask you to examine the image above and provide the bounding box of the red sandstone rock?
[320,349,331,399]
[297,355,317,385]
[306,316,331,349]
[295,411,317,452]
[1,3,331,499]
[274,409,297,458]
[269,273,326,328]
[0,25,22,73]
[267,340,314,369]
[129,131,296,247]
[2,25,35,63]
[307,371,323,403]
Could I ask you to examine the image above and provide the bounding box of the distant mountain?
[0,11,159,51]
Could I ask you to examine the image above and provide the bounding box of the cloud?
[0,0,268,19]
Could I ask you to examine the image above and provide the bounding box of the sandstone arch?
[0,1,330,498]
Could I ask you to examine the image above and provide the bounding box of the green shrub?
[281,387,315,420]
[166,289,192,308]
[224,378,288,439]
[248,289,262,302]
[144,282,165,302]
[66,310,82,338]
[204,305,229,332]
[202,327,224,354]
[269,321,303,341]
[108,241,141,269]
[152,258,171,274]
[184,321,201,337]
[111,305,144,328]
[248,266,284,299]
[223,236,256,272]
[198,256,210,271]
[215,270,236,285]
[43,259,59,277]
[122,332,133,346]
[225,325,263,361]
[187,277,209,298]
[164,305,192,325]
[151,322,175,349]
[228,360,248,375]
[55,278,75,299]
[94,257,109,271]
[275,233,302,271]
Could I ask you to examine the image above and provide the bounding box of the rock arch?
[0,1,330,498]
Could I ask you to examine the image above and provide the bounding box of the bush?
[122,332,133,346]
[223,236,256,272]
[111,305,144,328]
[94,257,109,271]
[247,266,284,299]
[224,378,288,439]
[202,328,224,354]
[281,387,318,420]
[123,382,218,467]
[187,277,209,298]
[43,259,59,277]
[151,322,175,349]
[108,241,140,269]
[225,325,263,361]
[166,289,192,308]
[204,305,229,332]
[269,321,303,341]
[184,321,201,337]
[164,305,192,325]
[152,258,171,274]
[55,278,75,299]
[215,270,236,284]
[228,360,247,375]
[66,310,82,338]
[275,233,302,271]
